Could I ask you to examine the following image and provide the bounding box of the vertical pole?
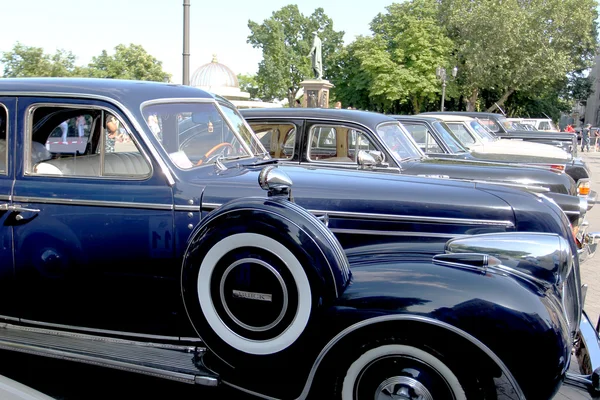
[440,81,446,111]
[183,0,191,86]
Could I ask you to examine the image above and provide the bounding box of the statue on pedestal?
[308,31,323,80]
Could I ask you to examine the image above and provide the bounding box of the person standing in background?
[581,123,592,152]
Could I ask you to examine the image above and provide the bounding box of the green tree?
[247,5,344,105]
[1,42,80,77]
[441,0,599,111]
[87,44,171,82]
[237,73,260,99]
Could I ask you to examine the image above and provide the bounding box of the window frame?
[24,102,153,180]
[0,103,8,176]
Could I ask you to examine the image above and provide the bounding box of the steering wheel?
[196,142,234,166]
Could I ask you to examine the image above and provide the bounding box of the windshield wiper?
[240,158,279,167]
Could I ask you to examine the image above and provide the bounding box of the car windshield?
[476,117,503,133]
[469,120,497,142]
[376,122,423,160]
[432,122,469,153]
[141,101,267,169]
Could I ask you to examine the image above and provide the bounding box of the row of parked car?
[0,77,598,400]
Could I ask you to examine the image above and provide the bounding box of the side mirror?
[357,150,386,169]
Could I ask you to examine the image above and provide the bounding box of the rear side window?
[402,123,442,153]
[247,122,296,160]
[308,124,377,163]
[446,123,476,145]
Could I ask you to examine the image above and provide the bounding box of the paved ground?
[554,150,600,400]
[578,150,600,326]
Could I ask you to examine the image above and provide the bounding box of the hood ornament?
[258,165,293,201]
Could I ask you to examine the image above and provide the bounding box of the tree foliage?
[87,44,171,82]
[441,0,599,111]
[247,5,344,105]
[1,42,82,77]
[329,0,456,113]
[237,73,260,100]
[1,42,171,82]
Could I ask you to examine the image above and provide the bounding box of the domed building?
[190,55,281,109]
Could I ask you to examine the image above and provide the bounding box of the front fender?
[329,257,571,400]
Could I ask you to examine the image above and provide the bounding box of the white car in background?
[512,118,560,132]
[0,374,54,400]
[423,114,572,161]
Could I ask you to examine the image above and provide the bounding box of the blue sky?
[0,0,394,84]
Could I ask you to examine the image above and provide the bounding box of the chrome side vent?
[433,253,501,274]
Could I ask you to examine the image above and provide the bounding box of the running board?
[0,323,219,386]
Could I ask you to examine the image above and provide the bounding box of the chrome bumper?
[577,225,600,264]
[565,311,600,391]
[586,190,598,210]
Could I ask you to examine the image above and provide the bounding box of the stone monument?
[300,31,334,108]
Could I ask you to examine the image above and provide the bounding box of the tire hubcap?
[375,376,433,400]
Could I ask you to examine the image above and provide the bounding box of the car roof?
[240,107,398,128]
[417,114,475,122]
[0,77,221,108]
[421,111,505,119]
[391,115,444,123]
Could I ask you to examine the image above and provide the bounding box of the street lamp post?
[183,0,191,86]
[436,66,458,111]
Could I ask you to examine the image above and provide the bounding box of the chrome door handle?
[0,204,41,213]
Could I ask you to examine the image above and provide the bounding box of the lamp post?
[182,0,190,86]
[436,66,458,111]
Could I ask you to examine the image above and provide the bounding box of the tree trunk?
[466,88,479,111]
[411,96,421,114]
[288,89,298,108]
[486,88,515,113]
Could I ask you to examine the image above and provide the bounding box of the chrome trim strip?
[0,103,8,176]
[330,228,464,239]
[0,315,19,322]
[201,203,514,227]
[295,315,526,400]
[12,196,173,211]
[3,91,177,186]
[19,318,183,342]
[0,194,10,202]
[311,209,514,227]
[175,205,200,212]
[202,202,221,211]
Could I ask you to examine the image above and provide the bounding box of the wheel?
[181,197,350,365]
[334,341,476,400]
[196,142,233,165]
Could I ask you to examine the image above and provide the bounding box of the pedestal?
[300,79,334,108]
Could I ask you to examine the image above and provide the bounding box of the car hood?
[473,139,571,160]
[194,162,568,244]
[405,158,576,195]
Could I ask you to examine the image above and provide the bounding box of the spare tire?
[181,197,350,364]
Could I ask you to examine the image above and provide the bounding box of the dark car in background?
[0,78,599,399]
[241,108,590,231]
[394,114,595,200]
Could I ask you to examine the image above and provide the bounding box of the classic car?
[422,111,578,157]
[0,78,599,400]
[394,115,594,199]
[507,118,560,132]
[240,108,590,229]
[422,114,572,161]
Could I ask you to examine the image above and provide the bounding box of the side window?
[402,123,442,153]
[0,105,6,174]
[28,106,150,178]
[309,124,376,163]
[248,122,296,160]
[446,123,476,145]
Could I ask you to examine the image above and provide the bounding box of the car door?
[12,97,177,337]
[0,98,17,318]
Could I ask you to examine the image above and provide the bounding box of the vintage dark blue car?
[240,108,591,232]
[0,78,599,400]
